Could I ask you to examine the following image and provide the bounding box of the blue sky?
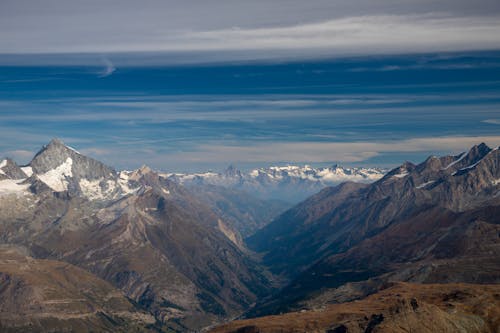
[1,1,500,171]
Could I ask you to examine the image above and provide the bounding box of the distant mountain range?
[1,139,499,333]
[165,164,385,203]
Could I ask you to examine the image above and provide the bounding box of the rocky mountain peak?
[139,165,152,174]
[30,138,116,180]
[463,142,491,163]
[472,142,491,154]
[0,158,27,180]
[224,165,242,178]
[128,165,155,182]
[47,137,66,148]
[19,139,124,198]
[30,138,78,173]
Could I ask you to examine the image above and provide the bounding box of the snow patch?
[249,169,259,177]
[0,179,29,196]
[492,179,500,186]
[416,180,435,189]
[66,145,81,154]
[79,178,119,200]
[443,152,466,170]
[393,171,409,179]
[79,178,105,200]
[37,157,73,192]
[21,166,33,177]
[118,171,137,194]
[0,160,6,175]
[459,160,482,172]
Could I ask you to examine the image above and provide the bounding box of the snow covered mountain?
[165,164,386,203]
[0,139,274,331]
[0,139,384,204]
[0,139,139,201]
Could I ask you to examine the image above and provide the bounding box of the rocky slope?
[0,139,275,332]
[245,143,500,316]
[209,282,500,333]
[0,246,155,333]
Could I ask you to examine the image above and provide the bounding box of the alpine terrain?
[0,139,277,332]
[211,143,500,332]
[1,140,499,333]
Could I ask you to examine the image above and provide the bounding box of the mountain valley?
[0,140,499,332]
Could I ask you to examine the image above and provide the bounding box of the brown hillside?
[0,246,155,333]
[210,282,500,333]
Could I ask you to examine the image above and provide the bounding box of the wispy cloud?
[2,134,499,171]
[482,119,500,125]
[165,136,500,165]
[79,147,111,156]
[98,58,116,77]
[2,149,34,161]
[349,62,500,72]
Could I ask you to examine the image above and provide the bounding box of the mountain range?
[0,139,499,333]
[217,142,500,332]
[165,164,385,203]
[0,139,278,331]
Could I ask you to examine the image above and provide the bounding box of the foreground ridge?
[210,282,500,333]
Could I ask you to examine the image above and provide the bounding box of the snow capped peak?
[128,165,154,182]
[0,158,29,179]
[167,164,387,202]
[139,165,152,172]
[248,164,385,183]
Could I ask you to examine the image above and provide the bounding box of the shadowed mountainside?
[245,143,500,316]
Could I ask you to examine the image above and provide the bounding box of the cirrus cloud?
[167,135,500,165]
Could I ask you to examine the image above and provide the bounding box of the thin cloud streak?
[169,136,500,164]
[482,119,500,125]
[1,13,500,63]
